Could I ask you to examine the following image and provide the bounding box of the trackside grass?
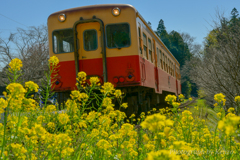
[1,57,240,159]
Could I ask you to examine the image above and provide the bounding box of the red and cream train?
[47,4,181,115]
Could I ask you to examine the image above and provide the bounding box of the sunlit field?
[1,57,240,160]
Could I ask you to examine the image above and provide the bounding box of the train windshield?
[106,23,130,49]
[53,29,74,54]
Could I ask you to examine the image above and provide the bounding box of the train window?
[165,56,167,72]
[53,29,74,54]
[160,50,162,69]
[148,38,152,62]
[152,41,155,63]
[174,64,175,77]
[106,23,130,49]
[168,58,170,73]
[163,53,165,70]
[143,33,147,58]
[83,29,98,51]
[138,28,142,55]
[166,58,168,73]
[157,48,159,66]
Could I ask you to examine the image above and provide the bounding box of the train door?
[76,22,103,80]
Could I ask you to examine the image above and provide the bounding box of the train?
[47,4,181,116]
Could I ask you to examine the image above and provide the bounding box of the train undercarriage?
[55,86,174,117]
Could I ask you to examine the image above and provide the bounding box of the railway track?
[178,97,197,109]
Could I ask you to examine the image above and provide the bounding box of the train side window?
[166,58,168,73]
[143,33,147,58]
[157,48,159,67]
[163,53,165,70]
[152,41,155,63]
[174,64,176,77]
[160,50,162,69]
[138,28,142,55]
[165,56,167,72]
[53,29,74,54]
[168,58,170,73]
[148,38,152,62]
[106,23,130,49]
[83,29,98,51]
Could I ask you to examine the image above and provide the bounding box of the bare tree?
[0,34,16,86]
[15,25,49,83]
[189,13,240,113]
[0,25,49,86]
[180,32,202,56]
[0,33,15,68]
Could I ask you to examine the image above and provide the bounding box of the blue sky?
[1,0,240,45]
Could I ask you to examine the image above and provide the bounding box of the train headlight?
[58,14,66,22]
[112,7,120,16]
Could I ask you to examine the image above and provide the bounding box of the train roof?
[49,4,137,16]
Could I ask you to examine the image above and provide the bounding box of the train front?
[47,4,140,92]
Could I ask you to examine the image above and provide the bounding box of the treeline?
[154,19,200,98]
[183,7,240,111]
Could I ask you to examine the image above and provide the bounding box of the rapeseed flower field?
[1,57,240,159]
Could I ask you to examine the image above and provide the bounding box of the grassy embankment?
[181,98,219,131]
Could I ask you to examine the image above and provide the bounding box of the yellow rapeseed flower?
[164,127,171,137]
[214,93,226,104]
[8,143,27,159]
[0,98,7,110]
[47,122,55,132]
[48,56,59,66]
[101,82,115,95]
[102,97,113,107]
[179,94,185,100]
[146,150,180,160]
[165,95,177,104]
[121,103,128,109]
[8,58,22,72]
[114,89,122,98]
[77,71,87,82]
[96,139,112,150]
[217,112,222,119]
[89,77,100,86]
[46,105,56,112]
[70,90,88,102]
[235,96,240,103]
[7,83,26,97]
[228,107,235,113]
[141,113,173,132]
[86,150,93,157]
[25,81,39,92]
[58,113,70,125]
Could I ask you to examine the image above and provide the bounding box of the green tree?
[231,8,239,20]
[168,31,191,66]
[157,19,166,36]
